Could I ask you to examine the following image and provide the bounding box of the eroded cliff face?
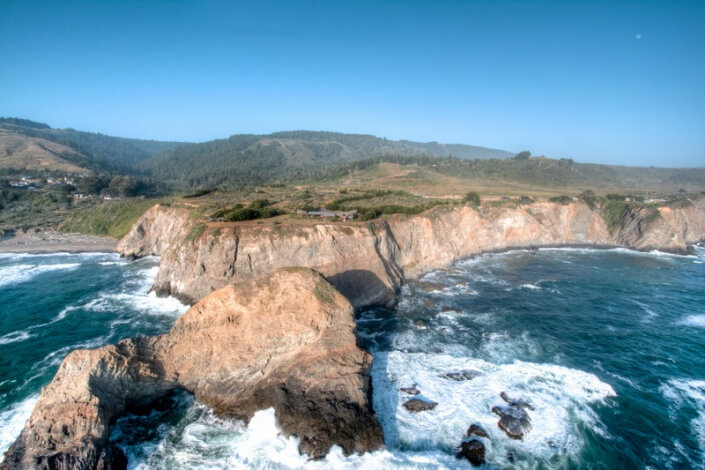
[117,198,705,309]
[2,268,382,469]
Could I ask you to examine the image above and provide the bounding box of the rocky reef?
[1,268,382,469]
[118,198,705,309]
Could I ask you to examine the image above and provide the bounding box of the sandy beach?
[0,231,117,253]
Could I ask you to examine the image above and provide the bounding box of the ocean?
[1,247,704,469]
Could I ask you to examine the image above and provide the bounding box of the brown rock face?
[118,199,704,310]
[2,268,382,469]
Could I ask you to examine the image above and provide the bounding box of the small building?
[297,208,357,221]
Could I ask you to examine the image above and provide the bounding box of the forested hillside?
[140,131,513,186]
[0,118,184,173]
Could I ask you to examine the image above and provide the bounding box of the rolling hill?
[0,118,185,174]
[140,130,514,187]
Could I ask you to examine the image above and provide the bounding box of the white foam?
[0,395,38,461]
[519,283,541,290]
[659,379,705,462]
[86,291,188,317]
[0,263,80,287]
[123,404,472,469]
[678,315,705,328]
[372,351,615,467]
[0,330,33,346]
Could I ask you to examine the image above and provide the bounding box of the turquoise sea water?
[1,248,704,469]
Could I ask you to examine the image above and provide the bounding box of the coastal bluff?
[119,198,705,309]
[1,268,382,469]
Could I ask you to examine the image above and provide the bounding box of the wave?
[77,291,188,318]
[0,263,80,287]
[0,330,33,346]
[0,395,39,461]
[372,351,615,467]
[678,315,705,328]
[116,402,478,469]
[659,379,705,463]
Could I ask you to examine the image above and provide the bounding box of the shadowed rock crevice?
[2,268,383,469]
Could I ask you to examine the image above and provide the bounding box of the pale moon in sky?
[635,33,642,39]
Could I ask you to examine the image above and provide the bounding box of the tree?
[514,151,531,160]
[463,191,481,206]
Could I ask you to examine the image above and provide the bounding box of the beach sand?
[0,231,117,253]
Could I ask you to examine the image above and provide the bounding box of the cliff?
[1,268,382,469]
[117,198,705,309]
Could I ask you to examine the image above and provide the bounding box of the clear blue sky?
[1,0,703,166]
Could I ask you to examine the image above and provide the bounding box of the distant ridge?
[141,130,513,187]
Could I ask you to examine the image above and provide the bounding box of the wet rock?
[456,438,485,466]
[423,299,435,308]
[466,423,489,438]
[445,369,482,381]
[417,281,445,292]
[492,405,532,439]
[441,306,462,314]
[403,398,438,412]
[414,320,429,329]
[500,391,535,410]
[399,385,420,395]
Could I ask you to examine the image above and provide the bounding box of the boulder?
[500,391,534,410]
[403,398,438,412]
[2,268,383,468]
[456,438,486,466]
[399,384,420,395]
[492,405,532,439]
[445,369,482,381]
[466,423,489,438]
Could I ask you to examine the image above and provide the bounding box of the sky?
[1,0,704,167]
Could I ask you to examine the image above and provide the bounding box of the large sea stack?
[1,268,383,469]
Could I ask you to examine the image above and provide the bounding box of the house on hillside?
[296,208,357,221]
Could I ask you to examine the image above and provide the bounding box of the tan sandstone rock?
[2,268,382,469]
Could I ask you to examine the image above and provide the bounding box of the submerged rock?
[417,281,445,292]
[492,405,532,439]
[466,423,489,438]
[414,319,429,329]
[441,306,462,314]
[500,391,535,410]
[456,438,486,466]
[1,268,383,468]
[403,398,438,412]
[400,384,420,395]
[423,299,436,308]
[445,369,482,381]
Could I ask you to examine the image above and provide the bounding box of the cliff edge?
[117,198,705,309]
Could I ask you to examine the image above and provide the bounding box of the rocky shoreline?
[119,198,705,309]
[2,198,704,468]
[1,268,382,469]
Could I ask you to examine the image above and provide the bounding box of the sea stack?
[1,268,383,469]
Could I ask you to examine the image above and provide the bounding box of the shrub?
[183,187,216,198]
[549,195,573,205]
[249,199,272,209]
[579,190,597,208]
[463,191,481,206]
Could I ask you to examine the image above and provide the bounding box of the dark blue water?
[1,248,704,469]
[357,247,705,469]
